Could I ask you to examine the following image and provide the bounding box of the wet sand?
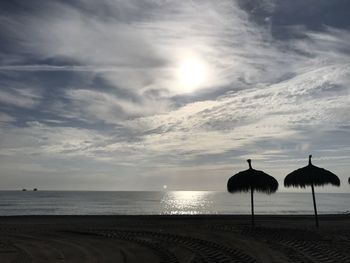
[0,214,350,262]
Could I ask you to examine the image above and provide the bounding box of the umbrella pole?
[251,186,255,226]
[311,183,319,228]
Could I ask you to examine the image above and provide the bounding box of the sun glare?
[177,58,206,92]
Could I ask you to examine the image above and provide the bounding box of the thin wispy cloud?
[0,65,156,72]
[0,86,42,108]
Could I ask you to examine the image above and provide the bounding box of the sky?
[0,0,349,192]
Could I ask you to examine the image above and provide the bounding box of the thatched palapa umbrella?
[227,159,278,226]
[284,155,340,227]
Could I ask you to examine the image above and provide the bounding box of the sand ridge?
[0,215,349,262]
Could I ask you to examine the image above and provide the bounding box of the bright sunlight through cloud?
[177,57,207,92]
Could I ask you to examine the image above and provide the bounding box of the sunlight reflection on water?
[160,191,215,215]
[0,191,349,215]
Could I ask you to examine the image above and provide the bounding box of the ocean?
[0,191,349,216]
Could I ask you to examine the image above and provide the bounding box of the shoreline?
[1,213,349,220]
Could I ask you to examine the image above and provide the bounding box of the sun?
[177,57,206,92]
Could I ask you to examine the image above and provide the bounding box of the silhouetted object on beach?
[227,159,278,226]
[33,188,38,191]
[284,155,340,227]
[348,177,350,184]
[22,189,27,191]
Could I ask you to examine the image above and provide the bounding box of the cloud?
[2,0,349,98]
[0,113,15,123]
[62,89,170,123]
[0,65,147,72]
[0,0,301,94]
[0,85,42,108]
[0,0,349,190]
[0,121,104,158]
[123,62,350,167]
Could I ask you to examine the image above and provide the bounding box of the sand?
[0,214,350,262]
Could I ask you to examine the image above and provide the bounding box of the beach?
[1,215,350,262]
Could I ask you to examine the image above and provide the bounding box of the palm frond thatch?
[227,169,278,194]
[284,158,340,188]
[284,155,340,228]
[227,159,278,226]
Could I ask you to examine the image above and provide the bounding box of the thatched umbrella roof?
[227,159,278,194]
[227,159,278,226]
[284,155,340,188]
[284,155,340,227]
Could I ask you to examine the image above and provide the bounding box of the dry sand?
[0,215,350,262]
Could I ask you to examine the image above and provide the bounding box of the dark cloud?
[238,0,350,39]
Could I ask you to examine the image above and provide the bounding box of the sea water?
[0,191,349,216]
